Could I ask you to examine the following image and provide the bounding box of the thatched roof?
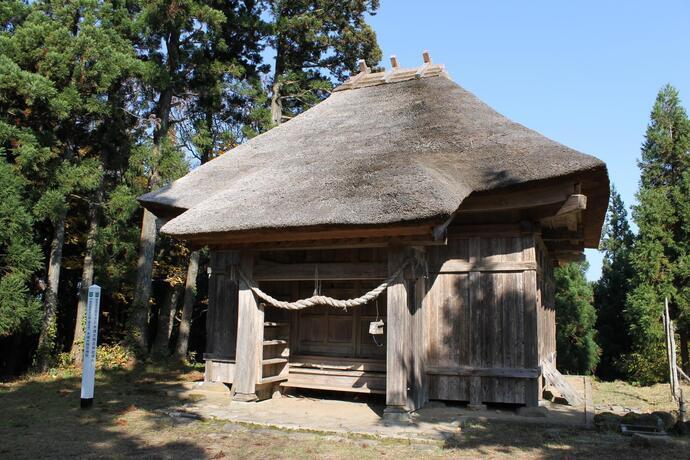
[140,58,608,247]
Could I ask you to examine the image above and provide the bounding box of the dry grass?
[591,380,690,412]
[0,367,687,459]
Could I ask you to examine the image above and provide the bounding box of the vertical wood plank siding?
[206,250,239,358]
[425,232,540,405]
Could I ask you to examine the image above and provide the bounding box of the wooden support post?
[467,237,486,410]
[232,252,264,402]
[523,236,540,407]
[408,247,428,410]
[384,246,410,419]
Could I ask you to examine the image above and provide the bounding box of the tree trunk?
[270,79,283,126]
[174,250,200,360]
[70,191,100,365]
[35,211,66,372]
[152,284,182,357]
[270,37,285,126]
[129,208,158,353]
[681,332,689,375]
[129,29,177,354]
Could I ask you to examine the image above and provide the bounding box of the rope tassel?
[237,258,412,310]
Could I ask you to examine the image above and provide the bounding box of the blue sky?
[368,1,690,280]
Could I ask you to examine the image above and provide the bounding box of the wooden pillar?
[523,235,540,407]
[409,251,428,410]
[467,237,485,409]
[385,246,410,418]
[232,252,264,402]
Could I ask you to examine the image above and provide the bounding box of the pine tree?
[173,0,269,360]
[1,0,139,369]
[554,262,600,375]
[267,0,382,125]
[593,186,634,380]
[624,84,690,383]
[128,0,225,353]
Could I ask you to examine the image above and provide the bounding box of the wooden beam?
[206,235,448,251]
[254,261,387,281]
[384,246,410,417]
[436,260,537,273]
[231,252,264,402]
[544,242,585,252]
[427,366,540,379]
[541,229,584,241]
[186,223,437,247]
[432,213,455,241]
[556,194,587,216]
[457,182,576,213]
[552,250,586,264]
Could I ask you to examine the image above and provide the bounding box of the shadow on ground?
[0,364,208,459]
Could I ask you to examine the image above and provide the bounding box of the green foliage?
[0,161,42,336]
[554,262,600,375]
[57,343,135,371]
[0,0,382,370]
[593,186,635,380]
[624,84,690,384]
[269,0,382,123]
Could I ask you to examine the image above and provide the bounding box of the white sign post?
[80,284,101,408]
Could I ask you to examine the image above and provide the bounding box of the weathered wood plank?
[435,259,537,273]
[385,246,409,412]
[231,252,264,402]
[206,250,240,365]
[190,222,436,247]
[523,250,540,407]
[468,237,483,407]
[254,261,387,281]
[457,182,575,213]
[409,262,427,410]
[427,366,540,379]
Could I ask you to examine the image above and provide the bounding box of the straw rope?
[237,259,411,310]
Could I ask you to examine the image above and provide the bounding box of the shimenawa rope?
[236,258,412,310]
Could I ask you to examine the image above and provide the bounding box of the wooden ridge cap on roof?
[333,50,449,92]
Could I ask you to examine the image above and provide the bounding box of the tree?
[593,186,634,380]
[267,0,382,125]
[554,262,600,375]
[1,0,137,370]
[624,84,690,383]
[127,0,224,353]
[0,162,43,338]
[173,0,269,360]
[0,0,50,338]
[68,1,143,365]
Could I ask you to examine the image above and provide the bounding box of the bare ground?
[0,366,686,459]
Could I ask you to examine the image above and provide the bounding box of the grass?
[591,379,690,413]
[0,366,688,459]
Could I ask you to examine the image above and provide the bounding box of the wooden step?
[263,339,288,346]
[261,375,289,384]
[264,322,288,327]
[262,358,288,365]
[280,381,384,395]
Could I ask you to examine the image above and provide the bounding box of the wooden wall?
[205,250,239,359]
[535,236,557,365]
[424,229,541,405]
[204,229,554,406]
